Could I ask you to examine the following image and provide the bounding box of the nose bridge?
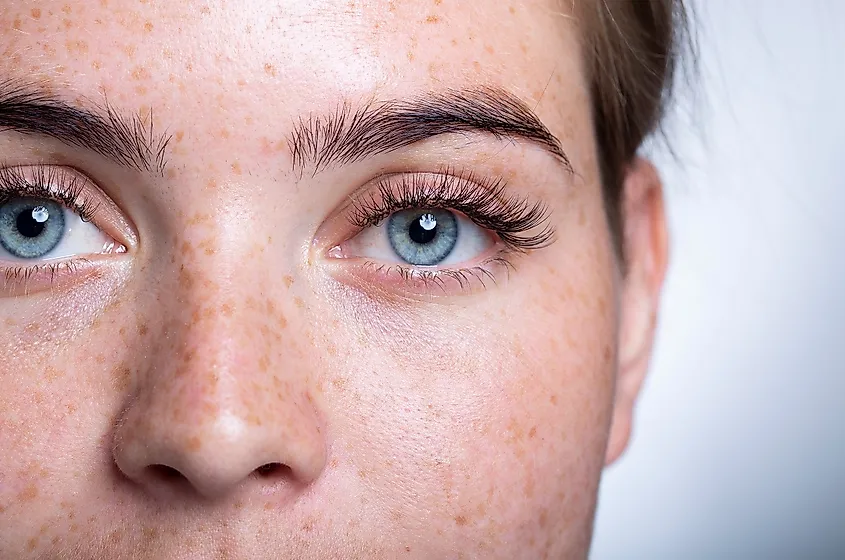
[112,204,326,500]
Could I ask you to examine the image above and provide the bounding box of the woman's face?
[0,1,666,558]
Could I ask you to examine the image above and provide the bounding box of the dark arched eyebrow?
[288,86,572,176]
[0,80,171,174]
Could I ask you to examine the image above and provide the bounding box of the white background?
[591,1,845,558]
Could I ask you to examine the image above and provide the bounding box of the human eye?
[0,165,130,296]
[326,170,555,295]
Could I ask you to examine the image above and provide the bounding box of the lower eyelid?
[324,255,515,300]
[0,255,124,298]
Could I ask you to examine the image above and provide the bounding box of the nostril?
[148,464,186,482]
[254,462,289,479]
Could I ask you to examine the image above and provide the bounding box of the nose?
[112,298,326,501]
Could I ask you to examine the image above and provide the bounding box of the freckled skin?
[0,0,668,559]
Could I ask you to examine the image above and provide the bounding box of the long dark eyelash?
[0,165,100,222]
[349,170,555,251]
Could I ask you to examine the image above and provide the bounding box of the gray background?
[591,1,845,558]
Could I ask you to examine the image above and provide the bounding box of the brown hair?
[582,0,692,255]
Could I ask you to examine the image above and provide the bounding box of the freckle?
[131,66,150,80]
[425,15,440,23]
[231,162,242,175]
[550,394,558,405]
[484,44,495,54]
[283,275,294,288]
[539,508,548,527]
[264,63,277,77]
[31,8,42,18]
[454,515,468,526]
[509,6,516,14]
[220,128,230,139]
[65,39,89,54]
[185,62,193,72]
[4,317,16,326]
[179,268,195,289]
[12,18,22,30]
[138,323,149,336]
[44,366,61,382]
[135,86,148,95]
[92,60,102,70]
[200,5,211,14]
[407,52,414,62]
[186,436,202,452]
[174,130,185,143]
[528,426,537,439]
[27,538,38,551]
[144,21,153,32]
[473,61,481,71]
[122,45,136,58]
[112,366,131,391]
[19,484,38,501]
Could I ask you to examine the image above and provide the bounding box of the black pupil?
[16,207,46,238]
[408,213,437,244]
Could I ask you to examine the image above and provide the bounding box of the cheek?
[319,248,617,555]
[0,273,135,548]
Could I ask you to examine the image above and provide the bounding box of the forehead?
[1,0,588,154]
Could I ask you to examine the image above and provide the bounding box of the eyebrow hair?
[288,87,572,176]
[0,80,171,174]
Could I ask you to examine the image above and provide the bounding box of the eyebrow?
[288,87,572,176]
[0,80,171,174]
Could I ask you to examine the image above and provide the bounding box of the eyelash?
[349,169,555,253]
[0,165,100,222]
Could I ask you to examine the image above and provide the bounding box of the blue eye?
[0,198,66,259]
[387,209,458,266]
[340,206,496,268]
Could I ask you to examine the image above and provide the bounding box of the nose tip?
[113,397,327,501]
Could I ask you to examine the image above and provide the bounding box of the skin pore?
[0,1,667,558]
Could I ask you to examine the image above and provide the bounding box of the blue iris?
[0,198,66,259]
[387,209,458,265]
